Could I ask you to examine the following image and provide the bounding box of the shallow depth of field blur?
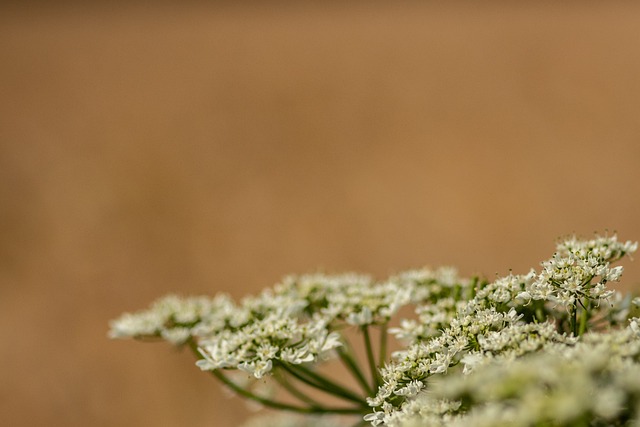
[2,1,640,426]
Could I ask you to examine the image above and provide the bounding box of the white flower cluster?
[276,269,460,327]
[377,394,460,427]
[108,294,237,344]
[366,308,571,423]
[519,235,637,311]
[367,235,637,424]
[110,233,639,427]
[110,268,459,380]
[370,272,540,407]
[275,273,410,326]
[110,290,344,379]
[388,268,472,342]
[390,266,469,304]
[460,321,575,374]
[403,321,640,427]
[387,321,640,427]
[196,314,341,378]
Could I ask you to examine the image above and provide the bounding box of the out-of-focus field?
[1,2,640,426]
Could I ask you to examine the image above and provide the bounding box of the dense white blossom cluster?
[110,288,344,378]
[108,294,237,344]
[366,234,638,424]
[109,268,459,379]
[275,273,413,326]
[196,314,341,378]
[365,312,573,424]
[520,235,637,312]
[392,320,640,427]
[110,234,640,427]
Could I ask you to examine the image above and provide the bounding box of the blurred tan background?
[1,1,640,426]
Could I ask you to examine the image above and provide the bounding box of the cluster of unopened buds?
[111,234,640,427]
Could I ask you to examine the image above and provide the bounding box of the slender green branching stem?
[469,276,479,299]
[186,338,363,415]
[570,303,578,336]
[186,338,203,358]
[578,298,591,336]
[279,363,339,396]
[289,363,362,401]
[362,325,381,390]
[378,323,388,370]
[212,370,361,414]
[337,345,373,396]
[274,372,324,408]
[279,363,366,405]
[535,304,545,323]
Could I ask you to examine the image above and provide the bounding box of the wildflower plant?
[110,234,640,426]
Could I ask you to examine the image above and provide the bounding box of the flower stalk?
[361,325,382,390]
[337,345,374,396]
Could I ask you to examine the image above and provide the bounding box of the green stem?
[274,372,324,408]
[469,277,479,299]
[570,303,578,336]
[279,363,332,391]
[280,363,366,405]
[578,298,591,336]
[337,345,373,396]
[378,323,388,369]
[187,339,363,415]
[535,303,545,323]
[212,370,361,414]
[362,325,381,390]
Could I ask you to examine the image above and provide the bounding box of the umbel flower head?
[110,286,345,378]
[520,234,638,311]
[365,234,638,423]
[108,294,236,344]
[397,320,640,427]
[110,233,639,427]
[109,268,459,379]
